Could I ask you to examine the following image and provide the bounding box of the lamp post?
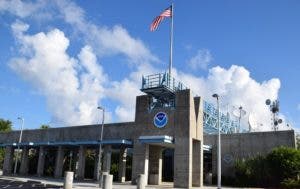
[212,94,221,189]
[14,117,24,175]
[96,106,105,184]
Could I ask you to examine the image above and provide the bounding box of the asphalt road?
[0,177,62,189]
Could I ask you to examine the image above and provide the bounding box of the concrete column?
[76,145,86,180]
[211,144,217,177]
[118,147,127,182]
[192,139,202,187]
[174,138,192,188]
[3,146,13,175]
[131,141,149,185]
[37,146,45,177]
[54,146,64,178]
[103,174,113,189]
[103,145,112,173]
[93,148,100,180]
[137,174,146,189]
[173,90,198,188]
[64,171,74,189]
[148,146,162,185]
[200,141,204,187]
[19,147,29,175]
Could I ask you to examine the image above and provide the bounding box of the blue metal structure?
[203,101,238,134]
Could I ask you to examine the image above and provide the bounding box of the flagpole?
[169,3,174,79]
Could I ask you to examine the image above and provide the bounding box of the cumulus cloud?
[9,21,107,125]
[54,0,158,64]
[175,65,282,131]
[4,0,289,132]
[0,0,40,18]
[187,49,212,70]
[5,0,160,124]
[0,0,52,21]
[106,63,158,121]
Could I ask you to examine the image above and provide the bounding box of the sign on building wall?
[153,112,168,128]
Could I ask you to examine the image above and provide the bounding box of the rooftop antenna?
[233,106,246,133]
[265,99,282,131]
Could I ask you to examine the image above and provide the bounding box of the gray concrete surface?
[0,175,263,189]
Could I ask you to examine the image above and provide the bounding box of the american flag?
[150,6,172,31]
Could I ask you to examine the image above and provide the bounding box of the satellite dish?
[278,119,282,124]
[265,99,271,105]
[232,106,246,117]
[248,113,256,131]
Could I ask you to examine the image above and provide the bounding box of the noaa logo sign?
[153,112,168,128]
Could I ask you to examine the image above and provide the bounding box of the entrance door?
[162,148,174,182]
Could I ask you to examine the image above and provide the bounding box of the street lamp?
[14,117,24,175]
[96,106,105,185]
[212,94,221,189]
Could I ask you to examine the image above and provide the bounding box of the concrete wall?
[0,122,136,144]
[204,130,296,178]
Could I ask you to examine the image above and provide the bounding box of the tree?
[0,118,12,132]
[40,124,50,129]
[296,133,300,150]
[266,147,300,186]
[0,118,12,169]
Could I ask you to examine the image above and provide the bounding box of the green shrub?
[235,147,300,187]
[281,178,300,189]
[266,147,300,186]
[235,156,269,187]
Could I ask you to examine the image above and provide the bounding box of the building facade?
[0,89,296,188]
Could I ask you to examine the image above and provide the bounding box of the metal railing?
[203,101,238,134]
[142,73,187,92]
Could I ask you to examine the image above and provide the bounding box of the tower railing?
[141,73,187,93]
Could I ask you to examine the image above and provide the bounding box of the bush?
[235,155,269,187]
[281,178,300,189]
[266,147,300,186]
[235,147,300,187]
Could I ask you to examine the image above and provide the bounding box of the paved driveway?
[0,176,262,189]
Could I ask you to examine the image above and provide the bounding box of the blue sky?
[0,0,299,132]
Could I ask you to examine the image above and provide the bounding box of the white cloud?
[4,0,291,133]
[5,0,160,125]
[9,21,107,126]
[0,0,52,21]
[0,0,40,18]
[175,65,283,131]
[187,49,212,70]
[54,0,158,65]
[106,63,158,121]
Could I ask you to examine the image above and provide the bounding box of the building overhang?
[138,135,174,147]
[0,139,133,148]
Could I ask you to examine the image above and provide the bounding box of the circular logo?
[223,154,234,164]
[153,112,168,128]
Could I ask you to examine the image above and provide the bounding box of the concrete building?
[0,73,296,188]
